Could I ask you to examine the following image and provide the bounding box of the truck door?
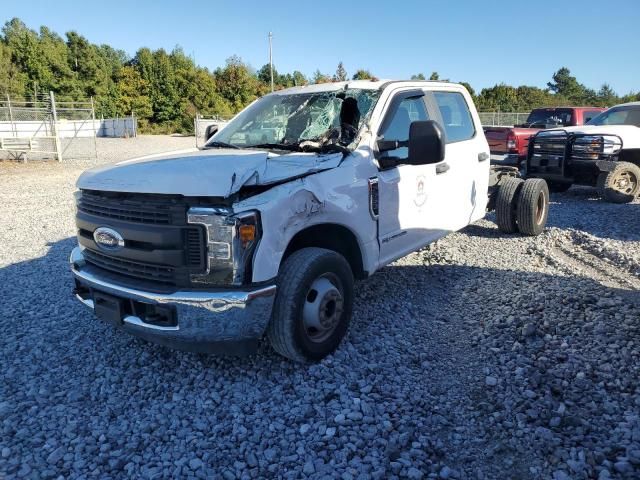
[376,90,452,266]
[428,90,490,228]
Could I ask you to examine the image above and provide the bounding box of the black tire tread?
[517,179,549,236]
[496,177,524,233]
[267,247,353,362]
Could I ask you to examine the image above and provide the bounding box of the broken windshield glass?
[206,88,380,151]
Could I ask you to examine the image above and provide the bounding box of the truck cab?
[70,80,535,361]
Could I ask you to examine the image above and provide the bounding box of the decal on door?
[414,175,427,207]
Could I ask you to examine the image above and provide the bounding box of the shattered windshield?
[206,89,380,152]
[587,105,640,127]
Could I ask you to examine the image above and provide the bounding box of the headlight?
[572,135,622,157]
[187,207,261,286]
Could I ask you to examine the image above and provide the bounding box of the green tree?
[115,65,152,118]
[0,42,28,97]
[597,83,617,107]
[547,67,590,103]
[214,55,260,112]
[292,70,307,86]
[334,62,347,81]
[312,70,332,84]
[459,81,475,98]
[429,71,439,81]
[256,63,274,86]
[411,73,426,80]
[352,69,375,80]
[476,84,519,111]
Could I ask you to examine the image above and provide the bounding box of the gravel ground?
[0,138,639,479]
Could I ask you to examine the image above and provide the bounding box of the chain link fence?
[0,94,59,161]
[478,112,530,127]
[1,92,136,163]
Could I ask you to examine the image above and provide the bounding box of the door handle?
[436,163,450,174]
[478,152,489,162]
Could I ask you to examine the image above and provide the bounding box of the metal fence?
[0,94,59,161]
[194,114,231,148]
[478,112,530,127]
[0,92,98,161]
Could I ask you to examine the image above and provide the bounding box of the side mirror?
[204,124,219,141]
[407,120,445,165]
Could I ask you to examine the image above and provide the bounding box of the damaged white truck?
[70,80,549,362]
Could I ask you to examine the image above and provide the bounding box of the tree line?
[1,18,638,133]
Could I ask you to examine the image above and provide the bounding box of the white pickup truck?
[70,80,549,362]
[526,101,640,203]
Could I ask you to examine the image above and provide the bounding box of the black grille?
[528,134,568,176]
[78,191,186,225]
[76,191,209,287]
[83,249,175,285]
[185,228,205,267]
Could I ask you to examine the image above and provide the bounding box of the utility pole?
[268,32,274,92]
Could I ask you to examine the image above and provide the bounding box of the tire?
[597,162,640,204]
[267,248,354,362]
[547,181,571,193]
[496,177,524,234]
[516,179,549,236]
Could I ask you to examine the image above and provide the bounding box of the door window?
[380,97,429,160]
[583,110,602,123]
[433,92,475,143]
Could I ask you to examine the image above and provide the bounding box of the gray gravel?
[1,138,639,479]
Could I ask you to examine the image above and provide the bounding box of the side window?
[433,92,475,143]
[583,110,602,124]
[380,97,429,160]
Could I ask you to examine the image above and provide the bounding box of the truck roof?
[615,101,640,107]
[530,106,606,110]
[271,80,465,95]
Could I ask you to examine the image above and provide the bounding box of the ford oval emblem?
[93,227,125,251]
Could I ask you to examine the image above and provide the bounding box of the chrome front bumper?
[69,247,276,354]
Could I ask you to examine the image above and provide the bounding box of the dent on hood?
[76,149,344,198]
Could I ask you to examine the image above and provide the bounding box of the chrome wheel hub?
[302,276,344,343]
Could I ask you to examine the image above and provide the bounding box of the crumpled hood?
[77,148,343,197]
[548,125,640,149]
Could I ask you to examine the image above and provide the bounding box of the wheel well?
[282,224,366,279]
[619,149,640,166]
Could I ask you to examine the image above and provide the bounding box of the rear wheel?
[516,179,549,236]
[267,248,354,362]
[598,162,640,204]
[496,177,524,233]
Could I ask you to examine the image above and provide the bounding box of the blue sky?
[3,0,639,95]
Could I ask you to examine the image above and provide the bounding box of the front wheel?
[598,162,640,204]
[267,248,354,362]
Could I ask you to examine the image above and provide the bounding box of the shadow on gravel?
[1,238,639,479]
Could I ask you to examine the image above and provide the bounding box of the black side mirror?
[204,124,219,141]
[407,120,445,165]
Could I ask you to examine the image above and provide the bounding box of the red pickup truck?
[484,107,606,166]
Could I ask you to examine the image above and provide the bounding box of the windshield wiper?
[205,141,240,149]
[246,142,304,152]
[247,141,350,155]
